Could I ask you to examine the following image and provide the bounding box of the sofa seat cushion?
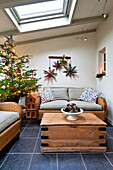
[70,100,102,111]
[0,111,20,132]
[40,100,68,110]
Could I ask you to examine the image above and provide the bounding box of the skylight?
[5,0,77,33]
[15,0,64,19]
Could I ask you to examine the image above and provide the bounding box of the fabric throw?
[40,88,56,104]
[79,87,100,103]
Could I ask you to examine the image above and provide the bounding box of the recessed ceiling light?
[102,13,107,18]
[84,37,87,41]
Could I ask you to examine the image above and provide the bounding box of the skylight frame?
[15,0,64,19]
[9,0,69,24]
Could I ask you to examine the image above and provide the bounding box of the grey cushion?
[69,88,84,100]
[0,111,20,132]
[40,100,68,110]
[70,100,102,111]
[44,87,68,100]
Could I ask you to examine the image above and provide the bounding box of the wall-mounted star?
[44,67,57,81]
[63,64,77,77]
[52,61,62,70]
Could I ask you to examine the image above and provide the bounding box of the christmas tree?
[0,36,41,102]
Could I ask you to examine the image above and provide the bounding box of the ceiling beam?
[0,30,18,37]
[0,0,52,9]
[72,15,108,25]
[0,15,107,36]
[16,29,96,45]
[0,15,107,38]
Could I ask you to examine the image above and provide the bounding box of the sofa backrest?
[68,88,84,100]
[43,87,85,101]
[44,87,68,100]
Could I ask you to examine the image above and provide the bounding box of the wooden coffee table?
[41,112,106,153]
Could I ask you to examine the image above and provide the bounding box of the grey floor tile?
[106,138,113,152]
[0,154,31,170]
[27,120,40,128]
[38,128,41,139]
[106,125,113,129]
[21,119,29,127]
[106,129,113,137]
[0,153,7,167]
[82,153,113,170]
[105,153,113,166]
[20,128,39,138]
[10,138,36,153]
[29,153,57,170]
[34,139,41,153]
[58,153,85,170]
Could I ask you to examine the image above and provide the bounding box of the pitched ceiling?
[0,0,113,45]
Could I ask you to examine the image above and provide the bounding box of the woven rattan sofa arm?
[0,102,23,120]
[97,97,107,112]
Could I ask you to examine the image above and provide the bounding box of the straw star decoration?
[52,61,62,70]
[44,67,57,81]
[63,64,77,77]
[5,35,16,47]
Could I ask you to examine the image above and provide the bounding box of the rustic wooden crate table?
[41,112,106,153]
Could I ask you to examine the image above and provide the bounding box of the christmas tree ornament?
[5,61,9,66]
[1,85,5,89]
[18,70,21,73]
[63,63,77,77]
[4,66,8,70]
[11,87,15,91]
[44,67,57,81]
[14,83,19,88]
[34,71,36,76]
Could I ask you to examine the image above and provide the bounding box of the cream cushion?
[40,100,68,110]
[68,88,84,100]
[44,87,68,100]
[0,111,20,132]
[70,100,102,111]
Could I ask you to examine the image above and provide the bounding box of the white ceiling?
[0,0,113,45]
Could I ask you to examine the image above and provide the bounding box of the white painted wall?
[96,8,113,125]
[15,33,97,90]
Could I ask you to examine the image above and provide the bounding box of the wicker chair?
[0,102,23,151]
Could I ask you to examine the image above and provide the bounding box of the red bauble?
[9,51,14,55]
[18,70,21,73]
[9,72,12,76]
[11,87,15,91]
[5,61,9,66]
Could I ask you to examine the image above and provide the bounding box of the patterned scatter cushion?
[79,87,100,103]
[40,88,56,104]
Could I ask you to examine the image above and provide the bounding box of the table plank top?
[41,113,106,126]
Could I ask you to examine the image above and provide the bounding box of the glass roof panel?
[15,0,64,19]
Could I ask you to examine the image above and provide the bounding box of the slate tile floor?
[0,119,113,170]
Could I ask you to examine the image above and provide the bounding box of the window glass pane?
[15,0,64,19]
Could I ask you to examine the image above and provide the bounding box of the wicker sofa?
[0,102,23,151]
[36,87,107,121]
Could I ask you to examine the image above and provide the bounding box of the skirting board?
[107,116,113,126]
